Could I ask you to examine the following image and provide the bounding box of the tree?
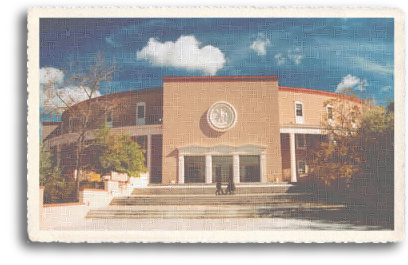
[89,124,147,178]
[308,92,364,186]
[309,92,394,195]
[41,53,118,199]
[40,143,75,203]
[40,143,53,187]
[358,104,394,193]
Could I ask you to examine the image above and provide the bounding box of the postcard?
[27,7,404,242]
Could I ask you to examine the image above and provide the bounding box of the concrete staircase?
[130,183,294,195]
[85,183,346,219]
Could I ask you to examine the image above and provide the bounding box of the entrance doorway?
[240,155,260,182]
[212,156,233,183]
[184,156,205,183]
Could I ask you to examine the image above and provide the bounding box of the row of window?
[67,102,148,132]
[66,100,351,133]
[66,100,342,131]
[295,101,332,124]
[106,102,146,127]
[297,102,356,124]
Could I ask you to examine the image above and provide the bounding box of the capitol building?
[42,75,363,185]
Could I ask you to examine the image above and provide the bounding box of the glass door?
[184,156,205,183]
[212,156,233,183]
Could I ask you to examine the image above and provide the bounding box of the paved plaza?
[42,217,387,231]
[40,205,391,231]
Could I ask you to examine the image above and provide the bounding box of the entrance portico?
[178,144,266,184]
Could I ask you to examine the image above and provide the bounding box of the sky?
[39,17,394,113]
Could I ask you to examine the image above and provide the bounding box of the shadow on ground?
[275,184,394,230]
[256,205,393,230]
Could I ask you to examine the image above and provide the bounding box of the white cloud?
[274,53,287,65]
[336,74,368,93]
[40,67,101,110]
[288,53,303,65]
[136,35,226,76]
[274,47,303,66]
[250,33,270,56]
[40,67,65,85]
[41,85,101,111]
[354,57,393,75]
[381,86,392,92]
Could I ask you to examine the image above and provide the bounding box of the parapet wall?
[39,173,149,230]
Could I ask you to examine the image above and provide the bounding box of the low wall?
[40,173,149,230]
[130,173,149,188]
[40,203,89,230]
[79,189,110,208]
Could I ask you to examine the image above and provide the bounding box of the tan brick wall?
[278,87,364,126]
[113,89,163,128]
[60,88,163,134]
[162,78,282,184]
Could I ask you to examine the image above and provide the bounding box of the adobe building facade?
[42,75,363,185]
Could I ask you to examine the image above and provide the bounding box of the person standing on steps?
[215,178,224,195]
[225,175,235,195]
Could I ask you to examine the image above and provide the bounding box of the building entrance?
[184,156,205,183]
[240,155,260,182]
[212,156,233,183]
[177,145,266,184]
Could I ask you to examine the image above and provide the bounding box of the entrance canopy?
[178,144,266,156]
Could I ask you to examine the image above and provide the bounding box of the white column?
[178,155,185,184]
[260,153,267,183]
[205,155,212,184]
[233,154,240,183]
[147,134,152,178]
[289,133,297,183]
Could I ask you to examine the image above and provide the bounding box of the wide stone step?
[85,204,346,219]
[110,193,313,206]
[132,183,295,196]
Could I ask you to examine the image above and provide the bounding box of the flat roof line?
[279,86,365,104]
[163,75,279,82]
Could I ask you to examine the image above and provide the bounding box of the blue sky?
[40,18,394,108]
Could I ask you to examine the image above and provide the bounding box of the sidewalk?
[42,216,386,231]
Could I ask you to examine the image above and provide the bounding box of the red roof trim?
[279,86,365,104]
[163,75,279,82]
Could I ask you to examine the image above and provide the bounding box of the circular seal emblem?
[207,101,237,132]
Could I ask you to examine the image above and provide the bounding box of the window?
[350,110,356,124]
[136,102,146,125]
[136,135,147,150]
[69,117,75,132]
[295,101,304,124]
[296,103,303,117]
[239,155,260,182]
[184,156,206,183]
[212,156,233,183]
[298,161,307,174]
[118,103,125,112]
[106,111,113,128]
[137,105,145,119]
[296,134,307,149]
[327,105,333,120]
